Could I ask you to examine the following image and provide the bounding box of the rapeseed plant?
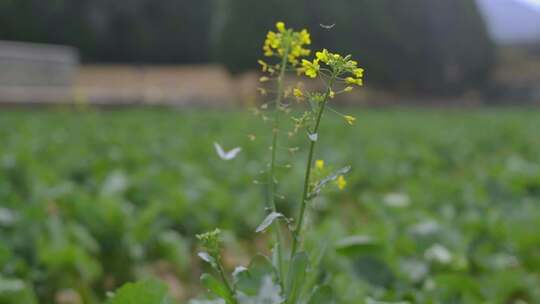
[195,22,365,304]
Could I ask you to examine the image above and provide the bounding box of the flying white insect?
[320,23,336,29]
[214,142,241,160]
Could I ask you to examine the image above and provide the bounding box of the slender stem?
[289,75,336,260]
[217,259,236,303]
[269,45,290,286]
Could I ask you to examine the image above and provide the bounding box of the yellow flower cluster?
[301,59,320,78]
[293,88,304,101]
[343,115,356,125]
[263,21,311,66]
[346,77,363,86]
[300,49,364,87]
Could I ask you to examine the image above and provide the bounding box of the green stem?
[289,75,336,261]
[217,259,236,304]
[269,46,290,287]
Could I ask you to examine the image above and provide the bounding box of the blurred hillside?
[0,0,495,97]
[0,0,539,103]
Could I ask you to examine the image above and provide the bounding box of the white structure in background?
[0,40,78,103]
[476,0,540,45]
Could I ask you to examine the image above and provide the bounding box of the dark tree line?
[0,0,495,96]
[0,0,212,63]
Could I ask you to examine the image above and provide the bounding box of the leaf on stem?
[310,166,351,198]
[200,274,234,303]
[285,252,309,304]
[106,279,171,304]
[198,252,218,269]
[308,285,335,304]
[232,266,248,284]
[255,212,285,233]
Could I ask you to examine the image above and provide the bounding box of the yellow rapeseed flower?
[258,60,268,72]
[276,21,286,33]
[299,29,311,45]
[329,90,335,99]
[346,77,363,86]
[344,86,353,92]
[315,49,330,63]
[353,68,364,78]
[315,159,324,169]
[302,59,320,78]
[261,23,311,66]
[343,115,356,125]
[293,88,304,99]
[263,31,280,56]
[263,45,273,56]
[259,76,270,82]
[336,175,347,190]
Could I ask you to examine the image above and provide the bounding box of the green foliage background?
[1,109,539,303]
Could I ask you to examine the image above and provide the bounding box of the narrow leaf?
[308,285,334,304]
[285,252,309,304]
[255,212,284,233]
[310,166,351,198]
[107,279,170,304]
[200,274,233,303]
[232,266,248,284]
[198,252,216,265]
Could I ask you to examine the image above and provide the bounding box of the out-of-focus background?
[2,1,540,304]
[1,0,539,106]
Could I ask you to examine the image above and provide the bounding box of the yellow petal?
[344,115,356,125]
[276,21,286,32]
[336,175,347,190]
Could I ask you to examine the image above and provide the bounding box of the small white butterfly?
[308,132,318,142]
[214,142,241,160]
[320,23,335,29]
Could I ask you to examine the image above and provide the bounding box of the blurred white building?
[0,41,78,103]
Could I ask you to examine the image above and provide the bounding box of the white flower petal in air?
[214,142,241,160]
[383,192,410,208]
[409,219,440,236]
[424,244,452,264]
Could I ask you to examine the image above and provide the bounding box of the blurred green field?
[1,109,540,303]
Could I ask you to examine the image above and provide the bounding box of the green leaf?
[310,166,351,198]
[335,235,382,257]
[365,298,410,304]
[235,254,276,296]
[0,276,38,304]
[308,285,334,304]
[107,279,170,304]
[188,299,225,304]
[255,276,283,304]
[232,266,248,284]
[200,273,234,303]
[198,252,217,267]
[285,252,309,304]
[255,212,284,233]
